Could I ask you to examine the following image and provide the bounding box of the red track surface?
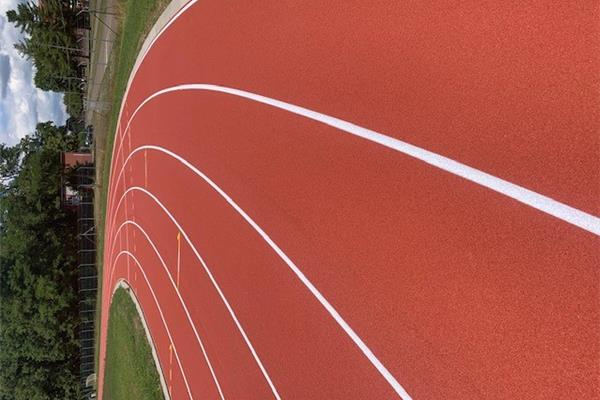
[99,2,600,399]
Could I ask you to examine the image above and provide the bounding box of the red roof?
[61,152,93,168]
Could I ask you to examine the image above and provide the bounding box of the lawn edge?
[109,282,171,400]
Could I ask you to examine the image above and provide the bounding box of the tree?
[8,0,83,103]
[0,144,21,188]
[5,3,40,35]
[0,122,82,400]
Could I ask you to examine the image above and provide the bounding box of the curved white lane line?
[109,189,282,399]
[110,85,600,236]
[109,221,227,400]
[110,148,412,399]
[112,251,194,400]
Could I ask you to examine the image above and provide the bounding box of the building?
[60,151,93,207]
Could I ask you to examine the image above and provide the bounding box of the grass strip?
[103,288,164,400]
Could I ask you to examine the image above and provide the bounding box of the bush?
[64,91,84,117]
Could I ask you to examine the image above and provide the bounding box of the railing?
[74,164,97,399]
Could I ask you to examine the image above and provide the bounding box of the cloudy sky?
[0,0,67,146]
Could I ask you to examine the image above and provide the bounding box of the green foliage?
[7,1,83,109]
[63,91,84,117]
[0,122,82,400]
[0,144,21,188]
[5,3,40,34]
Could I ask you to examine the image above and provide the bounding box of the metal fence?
[73,164,97,399]
[72,1,118,397]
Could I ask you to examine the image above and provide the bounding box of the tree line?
[1,2,92,398]
[0,123,83,399]
[7,0,89,116]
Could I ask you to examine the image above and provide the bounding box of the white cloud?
[0,0,68,145]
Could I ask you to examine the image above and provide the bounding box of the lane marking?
[111,85,600,237]
[169,344,173,395]
[109,215,281,399]
[112,252,193,399]
[145,149,148,187]
[108,222,227,400]
[110,159,409,399]
[177,232,181,288]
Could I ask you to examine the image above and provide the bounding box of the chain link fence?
[70,164,97,399]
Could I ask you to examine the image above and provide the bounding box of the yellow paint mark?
[144,150,148,187]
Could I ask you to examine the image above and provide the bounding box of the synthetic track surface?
[99,2,600,399]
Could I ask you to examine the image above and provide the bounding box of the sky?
[0,0,67,146]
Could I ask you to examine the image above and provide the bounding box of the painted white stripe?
[112,251,194,400]
[113,85,600,236]
[109,189,282,399]
[109,222,227,400]
[110,147,413,399]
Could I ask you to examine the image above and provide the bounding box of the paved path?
[85,0,119,124]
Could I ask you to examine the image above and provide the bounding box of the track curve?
[99,2,600,399]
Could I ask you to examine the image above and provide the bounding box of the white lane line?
[109,221,226,400]
[109,148,412,400]
[111,251,194,400]
[112,85,600,236]
[109,193,281,399]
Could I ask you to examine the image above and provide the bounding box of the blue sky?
[0,0,67,146]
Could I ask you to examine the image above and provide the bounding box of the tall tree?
[8,0,82,97]
[5,2,40,34]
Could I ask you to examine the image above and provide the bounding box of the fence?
[72,164,97,399]
[71,0,119,397]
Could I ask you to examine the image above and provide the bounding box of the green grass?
[103,288,164,400]
[92,0,170,395]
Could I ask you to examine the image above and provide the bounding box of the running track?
[98,2,600,399]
